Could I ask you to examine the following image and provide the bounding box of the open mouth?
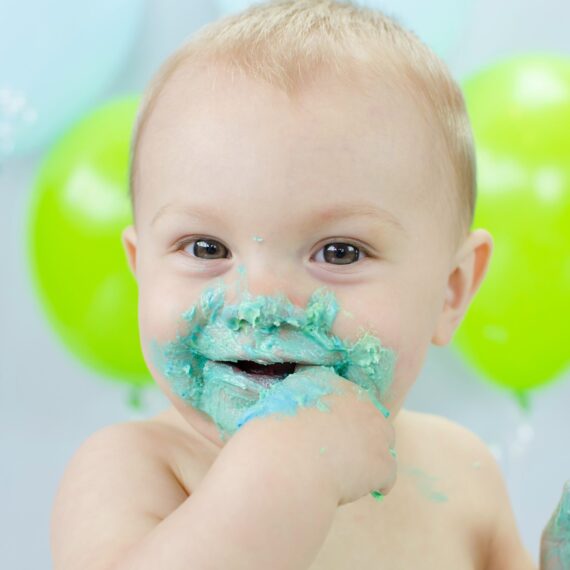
[217,360,298,386]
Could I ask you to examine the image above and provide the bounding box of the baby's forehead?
[144,60,436,148]
[136,63,450,227]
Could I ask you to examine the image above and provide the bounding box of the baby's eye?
[313,242,367,265]
[177,238,367,266]
[179,238,231,260]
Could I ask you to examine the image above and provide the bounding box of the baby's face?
[124,62,457,444]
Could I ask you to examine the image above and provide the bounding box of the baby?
[50,1,569,569]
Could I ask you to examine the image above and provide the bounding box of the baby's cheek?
[388,335,429,408]
[331,297,402,351]
[331,294,430,402]
[137,288,192,390]
[138,289,169,344]
[138,275,194,337]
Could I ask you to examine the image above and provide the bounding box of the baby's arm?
[482,454,570,569]
[51,420,338,570]
[468,442,536,570]
[482,464,537,569]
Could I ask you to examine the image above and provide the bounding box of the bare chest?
[170,449,481,570]
[307,492,479,570]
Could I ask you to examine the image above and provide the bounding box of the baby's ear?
[121,225,138,278]
[431,229,493,346]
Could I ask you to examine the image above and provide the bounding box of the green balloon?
[454,54,570,392]
[27,96,151,387]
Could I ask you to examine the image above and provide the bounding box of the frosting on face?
[151,272,397,442]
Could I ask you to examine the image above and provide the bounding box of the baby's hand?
[233,364,397,507]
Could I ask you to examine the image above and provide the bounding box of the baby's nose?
[231,258,308,309]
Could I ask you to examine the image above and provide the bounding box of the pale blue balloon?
[0,0,145,158]
[216,0,473,59]
[216,0,261,16]
[357,0,474,58]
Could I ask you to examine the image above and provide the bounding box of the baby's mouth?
[217,360,298,387]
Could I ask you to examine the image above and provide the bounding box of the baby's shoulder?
[51,417,191,570]
[397,408,496,465]
[395,410,534,569]
[73,413,197,502]
[397,408,506,500]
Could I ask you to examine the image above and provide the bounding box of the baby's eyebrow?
[152,203,224,227]
[307,202,405,232]
[151,201,405,234]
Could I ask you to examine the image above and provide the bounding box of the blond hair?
[129,0,476,244]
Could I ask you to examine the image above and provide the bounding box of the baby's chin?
[154,375,228,448]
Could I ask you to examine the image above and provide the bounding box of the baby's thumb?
[540,480,570,570]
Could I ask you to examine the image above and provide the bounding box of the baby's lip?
[190,325,342,366]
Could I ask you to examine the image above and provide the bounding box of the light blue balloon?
[216,0,473,59]
[216,0,260,16]
[358,0,474,58]
[0,0,145,158]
